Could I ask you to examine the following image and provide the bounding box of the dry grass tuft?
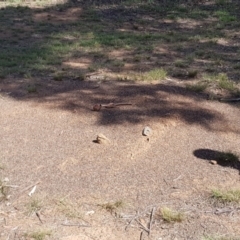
[24,230,51,240]
[160,207,185,223]
[211,189,240,204]
[99,200,124,214]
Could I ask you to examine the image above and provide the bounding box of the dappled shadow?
[0,0,240,79]
[0,0,240,123]
[4,76,237,135]
[194,148,240,173]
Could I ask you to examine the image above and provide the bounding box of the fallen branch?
[125,211,140,231]
[135,219,150,234]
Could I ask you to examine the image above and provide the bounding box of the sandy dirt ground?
[0,80,240,240]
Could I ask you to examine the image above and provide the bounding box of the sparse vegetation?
[27,198,43,214]
[211,189,240,204]
[53,71,65,81]
[0,0,239,98]
[142,68,167,81]
[27,84,37,93]
[203,235,240,240]
[0,0,240,239]
[203,73,238,93]
[0,180,10,202]
[99,200,124,214]
[186,82,207,93]
[160,207,185,223]
[24,230,51,240]
[174,60,189,68]
[214,10,237,23]
[217,74,236,92]
[55,198,83,219]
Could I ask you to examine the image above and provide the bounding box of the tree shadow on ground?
[0,0,240,127]
[0,0,240,80]
[194,148,240,174]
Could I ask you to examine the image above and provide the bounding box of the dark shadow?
[193,148,240,173]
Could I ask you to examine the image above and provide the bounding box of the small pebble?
[96,133,110,144]
[142,126,152,136]
[85,210,95,216]
[210,160,217,165]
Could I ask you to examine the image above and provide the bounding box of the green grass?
[142,68,167,81]
[211,189,240,204]
[203,73,237,92]
[174,60,189,68]
[0,0,239,98]
[217,74,236,91]
[214,10,237,23]
[160,207,185,223]
[186,82,207,93]
[27,84,38,93]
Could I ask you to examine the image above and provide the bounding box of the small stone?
[85,210,95,216]
[142,126,152,136]
[96,133,110,144]
[210,160,217,165]
[3,177,9,182]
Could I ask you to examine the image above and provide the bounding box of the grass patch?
[203,73,237,92]
[111,60,125,68]
[142,68,167,81]
[160,207,185,223]
[27,84,38,93]
[214,10,237,23]
[26,198,43,215]
[55,197,83,219]
[24,230,51,240]
[186,82,207,93]
[174,60,189,68]
[53,71,65,81]
[98,200,124,214]
[0,0,239,97]
[217,74,236,91]
[211,189,240,204]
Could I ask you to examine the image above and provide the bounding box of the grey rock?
[142,126,152,136]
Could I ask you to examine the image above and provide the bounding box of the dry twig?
[136,219,150,234]
[148,207,156,236]
[36,212,43,224]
